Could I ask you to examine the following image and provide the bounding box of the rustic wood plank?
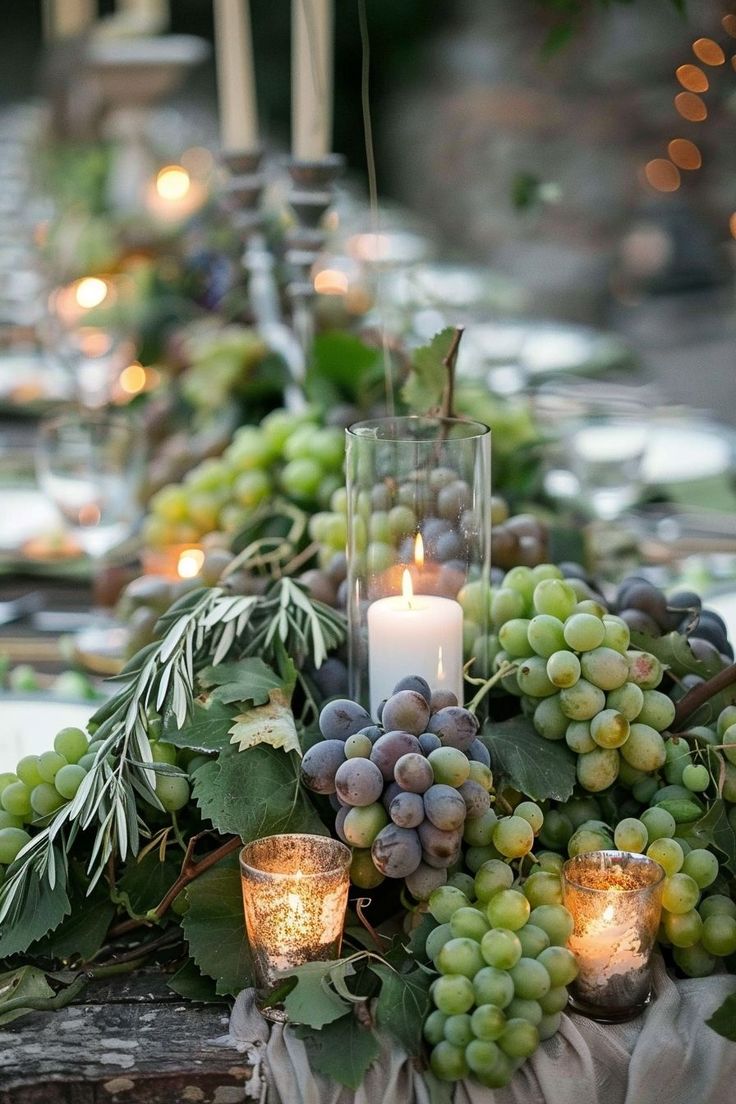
[0,986,254,1104]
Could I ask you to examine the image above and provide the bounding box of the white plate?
[0,698,94,773]
[0,488,61,551]
[643,424,734,485]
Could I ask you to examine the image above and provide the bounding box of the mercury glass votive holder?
[345,416,492,717]
[562,850,665,1023]
[240,833,352,1021]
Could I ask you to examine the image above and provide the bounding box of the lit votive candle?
[367,567,463,717]
[563,850,665,1022]
[240,833,351,1021]
[141,544,205,582]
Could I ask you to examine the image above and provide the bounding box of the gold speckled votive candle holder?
[240,833,352,1021]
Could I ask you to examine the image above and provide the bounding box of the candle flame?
[75,276,108,310]
[156,165,191,200]
[414,532,424,569]
[602,904,616,923]
[402,568,414,610]
[177,547,205,579]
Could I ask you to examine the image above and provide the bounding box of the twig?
[673,661,736,729]
[108,834,241,939]
[467,661,516,716]
[440,326,464,421]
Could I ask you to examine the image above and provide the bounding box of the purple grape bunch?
[300,676,494,895]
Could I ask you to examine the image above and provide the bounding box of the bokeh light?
[119,362,147,395]
[692,38,725,66]
[667,138,702,170]
[730,212,736,239]
[177,548,205,579]
[644,159,681,193]
[74,276,108,309]
[674,92,708,121]
[675,64,709,93]
[314,268,349,295]
[155,165,191,201]
[723,14,736,38]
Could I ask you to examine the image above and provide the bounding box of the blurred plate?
[0,696,93,773]
[0,348,71,413]
[642,422,735,485]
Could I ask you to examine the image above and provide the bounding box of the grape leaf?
[630,631,723,681]
[182,853,253,996]
[371,964,433,1056]
[682,800,736,874]
[200,657,282,706]
[0,851,70,958]
[0,966,54,1025]
[481,715,576,802]
[161,697,236,752]
[405,912,436,961]
[294,1013,380,1090]
[33,881,114,961]
[117,851,181,914]
[193,744,327,841]
[707,991,736,1041]
[229,690,300,755]
[307,331,383,406]
[280,960,353,1028]
[401,327,455,414]
[167,958,223,1003]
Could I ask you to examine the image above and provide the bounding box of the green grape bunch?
[143,406,346,549]
[421,859,576,1087]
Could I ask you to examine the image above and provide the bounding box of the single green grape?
[432,974,476,1016]
[486,889,531,931]
[155,770,190,812]
[0,781,32,818]
[473,966,515,1009]
[528,905,574,946]
[661,873,701,915]
[474,859,514,903]
[480,928,522,970]
[682,764,710,793]
[606,682,645,722]
[443,1013,474,1047]
[30,783,65,817]
[537,945,578,988]
[527,615,566,659]
[546,650,581,689]
[430,1039,469,1081]
[0,826,31,864]
[493,816,534,859]
[701,914,736,957]
[449,906,489,942]
[53,764,88,801]
[640,806,676,842]
[614,817,648,852]
[471,1004,507,1041]
[646,837,684,877]
[681,848,719,889]
[590,709,630,750]
[663,908,703,947]
[563,614,606,652]
[498,1017,540,1059]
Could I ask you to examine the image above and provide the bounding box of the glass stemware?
[36,410,144,666]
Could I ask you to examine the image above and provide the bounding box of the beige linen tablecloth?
[224,958,736,1104]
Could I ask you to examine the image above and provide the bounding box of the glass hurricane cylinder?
[562,850,665,1022]
[240,833,351,1021]
[345,416,491,716]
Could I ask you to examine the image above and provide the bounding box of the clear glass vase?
[345,416,491,716]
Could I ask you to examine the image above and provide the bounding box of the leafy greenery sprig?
[0,569,346,950]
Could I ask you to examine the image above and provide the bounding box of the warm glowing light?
[437,646,445,681]
[314,268,349,295]
[75,277,108,310]
[692,37,725,66]
[675,63,709,92]
[78,328,114,357]
[668,138,702,170]
[177,547,205,579]
[724,14,736,37]
[730,213,736,239]
[414,532,425,570]
[156,165,191,201]
[78,503,101,527]
[119,362,147,395]
[674,92,707,121]
[348,232,391,262]
[402,568,414,608]
[644,159,681,193]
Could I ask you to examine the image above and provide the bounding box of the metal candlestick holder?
[285,154,345,364]
[221,148,308,412]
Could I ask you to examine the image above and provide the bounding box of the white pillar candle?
[367,569,463,717]
[44,0,96,40]
[214,0,259,152]
[291,0,333,159]
[116,0,169,29]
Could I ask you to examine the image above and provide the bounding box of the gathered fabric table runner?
[224,957,735,1104]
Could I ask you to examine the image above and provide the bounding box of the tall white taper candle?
[214,0,259,152]
[292,0,333,159]
[43,0,95,40]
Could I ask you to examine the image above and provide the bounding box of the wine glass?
[36,411,144,665]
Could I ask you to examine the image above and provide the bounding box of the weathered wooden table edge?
[0,973,256,1104]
